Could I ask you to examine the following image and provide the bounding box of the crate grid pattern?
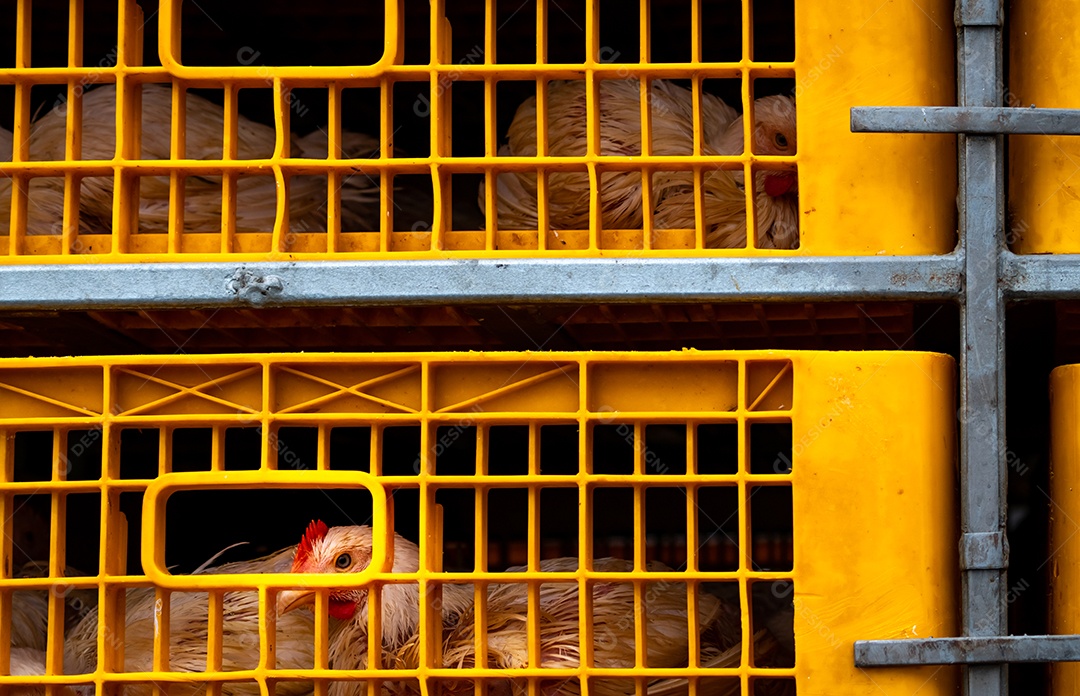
[2,0,1070,694]
[0,351,961,695]
[0,0,954,260]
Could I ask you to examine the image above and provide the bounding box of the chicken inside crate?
[0,0,955,259]
[0,351,958,695]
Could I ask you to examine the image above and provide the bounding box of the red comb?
[292,519,329,571]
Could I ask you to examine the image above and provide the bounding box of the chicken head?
[277,520,376,621]
[752,95,798,198]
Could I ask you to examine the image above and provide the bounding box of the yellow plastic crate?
[0,350,956,695]
[0,0,956,262]
[1050,364,1080,692]
[1009,1,1080,253]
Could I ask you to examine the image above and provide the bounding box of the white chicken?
[63,545,314,696]
[5,590,48,655]
[485,79,797,249]
[389,557,743,696]
[4,646,82,696]
[3,562,98,696]
[652,94,798,249]
[0,129,73,236]
[3,561,97,660]
[1,84,381,236]
[1,590,53,696]
[276,521,475,687]
[280,523,750,696]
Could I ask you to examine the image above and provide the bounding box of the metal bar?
[1002,252,1080,299]
[852,106,1080,135]
[0,257,964,310]
[856,636,1080,667]
[956,0,1007,692]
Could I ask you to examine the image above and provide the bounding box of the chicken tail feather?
[644,629,779,696]
[191,541,250,574]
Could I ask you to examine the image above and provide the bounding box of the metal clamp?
[960,531,1009,570]
[955,0,1003,27]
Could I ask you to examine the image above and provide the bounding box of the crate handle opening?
[141,469,391,590]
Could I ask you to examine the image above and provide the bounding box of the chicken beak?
[277,589,315,615]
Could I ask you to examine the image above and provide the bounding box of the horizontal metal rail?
[0,256,965,309]
[1002,252,1080,299]
[852,106,1080,135]
[6,252,1080,309]
[856,636,1080,666]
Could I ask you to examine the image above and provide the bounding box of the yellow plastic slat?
[1051,365,1080,693]
[0,431,13,679]
[1009,1,1080,253]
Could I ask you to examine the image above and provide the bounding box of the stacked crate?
[5,0,1064,694]
[1015,4,1080,694]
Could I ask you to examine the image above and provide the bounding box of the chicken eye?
[774,133,788,148]
[335,553,352,569]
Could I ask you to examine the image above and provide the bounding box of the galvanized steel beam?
[851,106,1080,135]
[0,257,964,310]
[1002,252,1080,299]
[956,1,1007,693]
[27,249,1080,307]
[14,250,1080,307]
[854,0,1013,690]
[856,636,1080,666]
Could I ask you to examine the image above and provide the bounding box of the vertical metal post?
[957,1,1007,694]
